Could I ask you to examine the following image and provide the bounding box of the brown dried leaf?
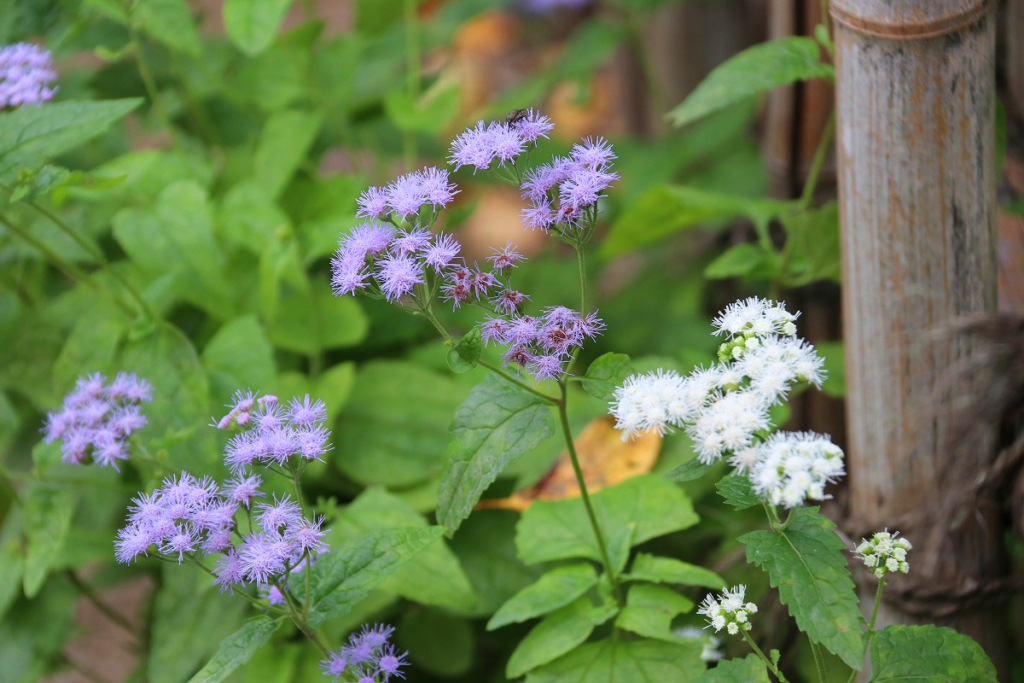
[477,416,662,512]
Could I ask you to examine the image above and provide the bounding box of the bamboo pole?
[831,0,1007,670]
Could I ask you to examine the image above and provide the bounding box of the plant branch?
[846,578,885,683]
[65,570,141,638]
[742,630,788,682]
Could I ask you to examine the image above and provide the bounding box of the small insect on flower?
[854,530,911,579]
[505,108,529,125]
[698,585,758,636]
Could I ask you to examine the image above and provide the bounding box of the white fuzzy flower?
[712,297,798,339]
[610,369,698,439]
[855,530,911,579]
[737,337,826,404]
[698,585,758,635]
[748,432,845,508]
[688,391,772,464]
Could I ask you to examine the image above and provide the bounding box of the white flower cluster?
[609,298,823,462]
[673,626,723,662]
[855,531,911,579]
[697,585,758,635]
[745,432,846,508]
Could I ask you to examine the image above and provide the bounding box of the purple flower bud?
[441,280,470,310]
[487,241,525,273]
[502,344,534,371]
[492,289,529,316]
[480,318,510,346]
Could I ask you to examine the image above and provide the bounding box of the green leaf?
[400,608,475,677]
[151,565,247,683]
[307,527,444,627]
[740,507,863,669]
[664,458,710,482]
[437,374,556,534]
[446,327,482,374]
[615,583,694,641]
[716,475,759,510]
[580,353,633,401]
[336,361,465,487]
[0,99,142,174]
[869,625,997,682]
[112,180,233,317]
[0,508,24,620]
[223,0,294,55]
[526,637,706,683]
[487,563,597,630]
[333,488,476,612]
[266,286,368,353]
[384,83,461,135]
[602,185,786,257]
[817,341,845,399]
[624,553,725,589]
[705,243,773,280]
[695,655,769,683]
[202,315,276,404]
[516,475,699,570]
[668,37,834,127]
[253,109,323,198]
[53,305,127,387]
[780,201,841,285]
[506,596,598,678]
[188,616,283,683]
[22,484,75,598]
[134,0,202,56]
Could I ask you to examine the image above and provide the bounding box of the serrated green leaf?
[488,563,597,630]
[669,37,834,127]
[22,484,75,597]
[740,507,863,669]
[526,637,706,682]
[308,527,444,627]
[506,596,597,678]
[516,475,699,570]
[580,352,633,401]
[624,553,724,589]
[336,361,464,487]
[869,625,997,682]
[446,327,482,374]
[664,458,710,482]
[716,475,759,510]
[616,583,694,642]
[187,616,283,683]
[601,185,786,257]
[223,0,294,55]
[437,374,555,534]
[134,0,202,56]
[695,655,769,683]
[705,243,773,280]
[0,99,142,174]
[333,488,476,612]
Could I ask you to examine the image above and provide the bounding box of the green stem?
[810,641,829,683]
[742,630,788,682]
[557,380,623,607]
[846,579,885,683]
[478,359,560,405]
[0,213,93,286]
[798,111,836,212]
[575,244,588,315]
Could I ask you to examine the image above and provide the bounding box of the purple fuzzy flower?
[0,43,57,108]
[487,241,525,273]
[375,253,424,301]
[320,650,349,678]
[492,289,529,316]
[449,121,525,171]
[505,316,540,345]
[423,233,461,272]
[287,395,327,427]
[480,318,510,346]
[521,202,555,231]
[330,252,370,297]
[161,527,197,563]
[559,166,618,211]
[295,425,332,461]
[441,280,470,310]
[510,109,554,143]
[224,473,264,508]
[340,222,396,260]
[288,514,330,556]
[356,186,389,219]
[114,524,155,564]
[470,270,497,298]
[213,551,246,594]
[377,644,409,679]
[257,495,303,531]
[239,532,289,584]
[391,228,433,254]
[502,344,534,371]
[572,136,616,168]
[530,354,565,381]
[418,166,459,207]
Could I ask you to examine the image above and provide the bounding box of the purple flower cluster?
[42,372,152,470]
[320,624,409,682]
[356,166,458,222]
[448,109,553,172]
[331,222,465,301]
[440,242,528,312]
[217,391,332,471]
[481,306,604,382]
[520,137,618,231]
[0,42,57,108]
[114,471,330,593]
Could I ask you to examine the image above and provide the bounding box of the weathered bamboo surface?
[831,0,1005,666]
